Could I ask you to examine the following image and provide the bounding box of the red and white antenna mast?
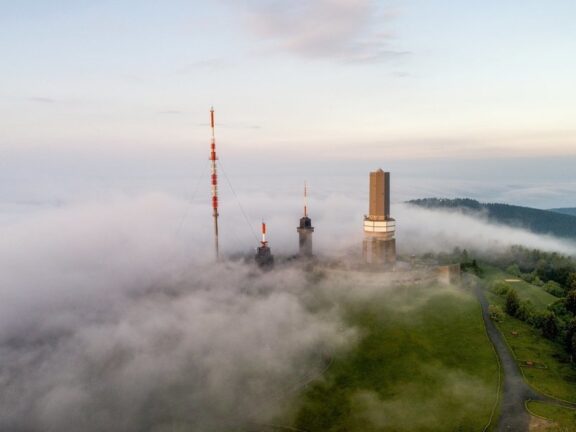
[210,107,219,260]
[261,221,267,246]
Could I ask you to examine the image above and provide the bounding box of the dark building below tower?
[255,244,274,269]
[297,216,314,257]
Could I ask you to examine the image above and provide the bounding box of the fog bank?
[1,191,574,430]
[0,195,352,431]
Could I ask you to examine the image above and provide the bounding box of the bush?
[571,334,576,361]
[543,281,564,298]
[547,299,570,321]
[489,304,505,322]
[461,259,482,276]
[516,301,535,322]
[506,264,520,276]
[521,272,537,283]
[541,312,560,340]
[567,273,576,292]
[528,311,545,329]
[565,318,576,353]
[492,281,510,296]
[565,290,576,316]
[505,289,520,317]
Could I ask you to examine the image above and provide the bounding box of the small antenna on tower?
[261,221,267,246]
[209,107,219,260]
[297,181,314,258]
[304,181,308,218]
[255,220,274,268]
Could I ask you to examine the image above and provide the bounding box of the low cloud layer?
[1,190,574,431]
[231,0,407,63]
[0,195,352,431]
[396,204,576,256]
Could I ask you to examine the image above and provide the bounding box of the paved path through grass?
[472,277,543,431]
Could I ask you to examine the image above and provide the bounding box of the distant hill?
[408,198,576,240]
[550,208,576,217]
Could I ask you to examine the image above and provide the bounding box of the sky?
[2,4,576,427]
[1,0,576,209]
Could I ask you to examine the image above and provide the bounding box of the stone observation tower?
[363,169,396,266]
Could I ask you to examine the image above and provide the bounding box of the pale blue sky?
[1,0,576,208]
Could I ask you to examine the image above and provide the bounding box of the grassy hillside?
[483,266,558,311]
[484,267,576,402]
[492,312,576,402]
[526,401,576,431]
[408,198,576,239]
[290,277,499,431]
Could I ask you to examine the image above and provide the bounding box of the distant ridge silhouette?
[549,207,576,217]
[408,198,576,240]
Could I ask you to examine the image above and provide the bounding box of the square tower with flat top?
[369,170,390,220]
[363,169,396,266]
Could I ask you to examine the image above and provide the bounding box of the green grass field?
[482,266,576,403]
[290,279,499,431]
[526,401,576,431]
[483,266,558,311]
[491,313,576,403]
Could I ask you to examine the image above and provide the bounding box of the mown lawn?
[483,266,558,311]
[527,401,576,431]
[291,282,499,431]
[482,266,576,403]
[493,314,576,402]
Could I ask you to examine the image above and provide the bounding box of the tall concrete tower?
[363,169,396,266]
[297,183,314,257]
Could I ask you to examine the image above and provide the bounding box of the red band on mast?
[210,107,219,259]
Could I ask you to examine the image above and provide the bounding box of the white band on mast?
[210,107,219,260]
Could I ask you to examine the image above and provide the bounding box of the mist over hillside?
[408,198,576,241]
[1,189,575,430]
